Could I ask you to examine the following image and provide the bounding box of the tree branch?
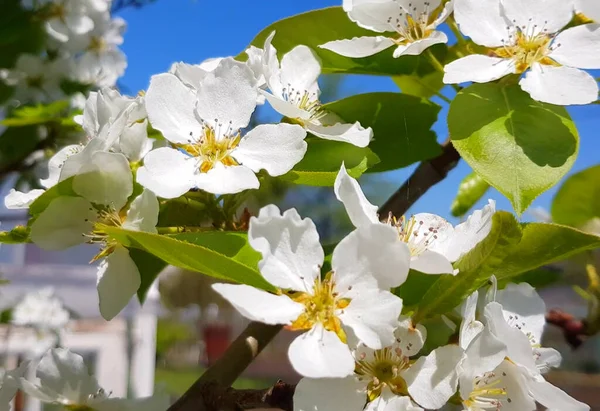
[378,139,461,217]
[546,309,588,349]
[168,139,462,410]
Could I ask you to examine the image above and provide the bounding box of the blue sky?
[117,0,600,223]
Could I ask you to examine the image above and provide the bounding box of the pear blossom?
[19,348,169,410]
[138,58,307,198]
[30,158,159,320]
[253,32,374,148]
[335,164,495,278]
[294,317,464,411]
[320,0,454,59]
[213,205,405,378]
[0,54,68,103]
[445,0,600,105]
[576,0,600,22]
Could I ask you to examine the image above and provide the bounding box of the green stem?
[426,49,446,73]
[435,91,452,104]
[156,226,215,234]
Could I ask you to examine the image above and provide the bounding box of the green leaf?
[1,101,71,127]
[413,211,522,321]
[395,270,439,309]
[0,126,41,172]
[0,225,30,244]
[104,228,275,292]
[130,248,168,304]
[325,92,441,173]
[499,267,562,289]
[493,223,600,281]
[28,177,77,216]
[242,7,446,76]
[392,45,447,99]
[450,171,491,217]
[157,195,210,227]
[0,0,45,69]
[283,138,379,186]
[449,83,579,215]
[551,165,600,228]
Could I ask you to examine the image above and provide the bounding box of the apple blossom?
[253,32,374,148]
[213,205,404,378]
[294,317,464,411]
[138,58,307,198]
[445,0,600,105]
[320,0,454,58]
[335,164,495,278]
[19,348,169,410]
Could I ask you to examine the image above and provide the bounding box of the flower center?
[387,2,440,45]
[287,272,350,342]
[89,37,107,53]
[464,371,511,410]
[45,3,66,21]
[355,347,410,401]
[86,207,124,261]
[179,124,240,173]
[282,86,326,121]
[493,31,558,73]
[387,215,442,257]
[25,75,44,89]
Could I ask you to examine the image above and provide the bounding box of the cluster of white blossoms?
[0,348,168,410]
[322,0,600,105]
[1,0,126,105]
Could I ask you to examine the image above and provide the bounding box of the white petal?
[443,55,516,84]
[484,302,537,372]
[393,31,448,57]
[394,316,427,356]
[338,287,403,349]
[60,138,109,181]
[365,387,423,411]
[550,24,600,69]
[212,283,304,325]
[460,291,482,350]
[496,282,546,344]
[262,90,311,120]
[195,58,258,131]
[405,345,464,409]
[73,151,133,209]
[577,0,600,21]
[534,347,562,374]
[122,189,159,233]
[232,123,307,176]
[4,189,45,209]
[460,326,507,392]
[410,249,454,274]
[145,73,202,144]
[288,323,355,378]
[97,246,141,320]
[443,199,495,262]
[169,62,211,90]
[248,205,324,292]
[501,0,573,36]
[433,0,455,27]
[334,163,380,229]
[306,121,373,148]
[333,224,411,289]
[119,120,153,162]
[40,144,83,188]
[35,348,101,403]
[294,377,366,411]
[454,0,510,47]
[194,163,259,195]
[347,2,402,32]
[136,147,196,199]
[319,36,395,58]
[30,196,96,250]
[280,46,321,96]
[519,63,599,105]
[528,377,590,411]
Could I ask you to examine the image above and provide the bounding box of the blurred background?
[1,0,599,409]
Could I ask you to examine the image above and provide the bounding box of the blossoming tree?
[1,0,600,410]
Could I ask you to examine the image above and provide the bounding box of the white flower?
[0,362,28,409]
[138,58,307,198]
[71,13,127,87]
[0,54,68,103]
[320,0,454,58]
[576,0,600,22]
[445,0,600,105]
[19,348,169,410]
[30,176,159,320]
[294,318,464,411]
[12,288,70,331]
[213,205,403,378]
[39,0,95,42]
[255,32,373,148]
[335,164,495,278]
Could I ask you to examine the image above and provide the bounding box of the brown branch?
[546,309,589,349]
[378,139,461,217]
[168,139,462,410]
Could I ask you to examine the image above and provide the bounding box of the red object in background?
[202,324,231,366]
